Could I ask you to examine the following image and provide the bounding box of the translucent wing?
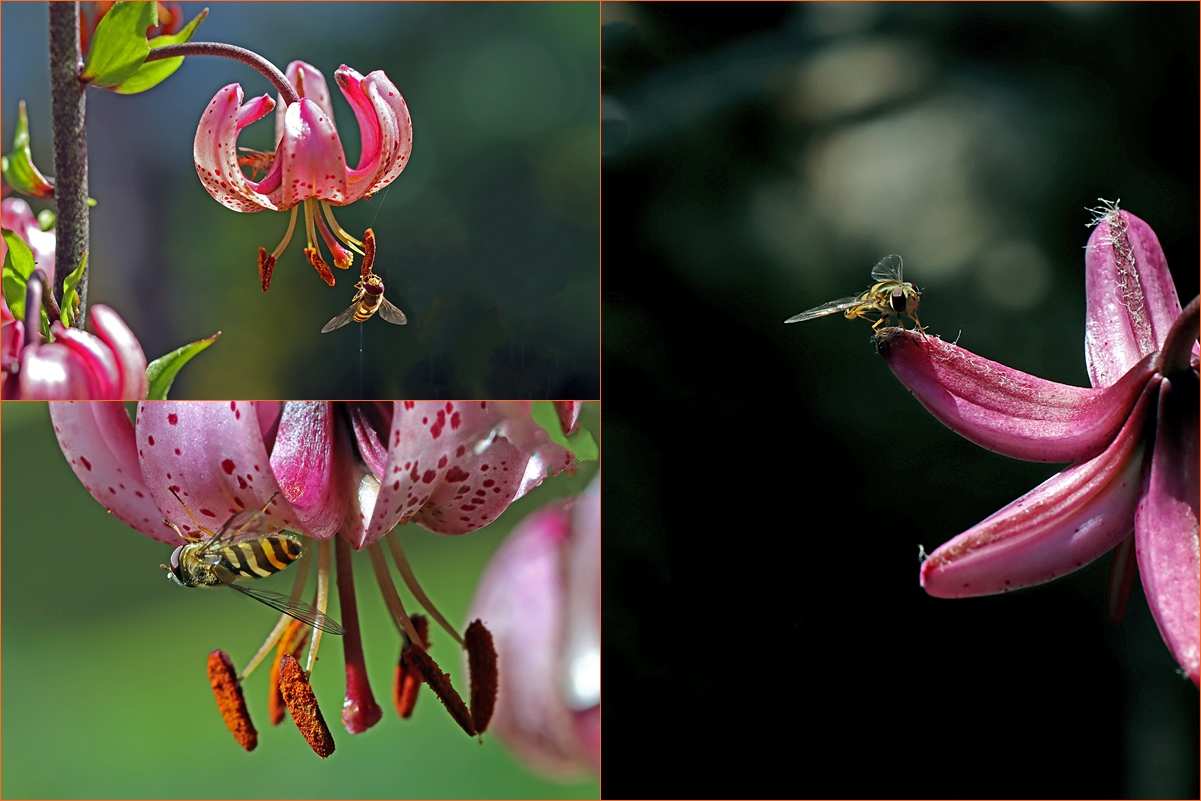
[377,297,408,325]
[225,582,345,635]
[870,254,903,282]
[784,297,861,324]
[195,507,281,561]
[321,302,360,333]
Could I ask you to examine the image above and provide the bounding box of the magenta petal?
[277,99,350,207]
[338,67,412,202]
[87,305,148,399]
[879,330,1156,463]
[136,401,303,537]
[921,382,1157,598]
[554,401,582,435]
[50,401,181,544]
[18,343,96,399]
[268,402,350,540]
[280,61,336,134]
[1084,208,1183,387]
[1134,374,1200,685]
[51,324,120,398]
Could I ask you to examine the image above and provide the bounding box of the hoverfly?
[320,227,408,333]
[160,489,344,635]
[785,254,925,337]
[236,147,275,180]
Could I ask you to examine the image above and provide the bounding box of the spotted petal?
[268,401,351,540]
[194,84,281,212]
[334,65,412,202]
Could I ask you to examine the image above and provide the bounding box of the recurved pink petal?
[555,401,582,436]
[278,61,336,140]
[1084,207,1182,388]
[921,382,1158,598]
[194,84,280,212]
[87,305,148,399]
[336,66,412,201]
[51,324,120,398]
[18,342,97,399]
[276,98,350,207]
[879,329,1156,463]
[268,402,351,540]
[50,401,180,544]
[1134,374,1200,685]
[136,401,303,538]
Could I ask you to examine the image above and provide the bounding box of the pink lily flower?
[467,474,600,779]
[194,60,412,291]
[50,400,577,754]
[877,203,1199,684]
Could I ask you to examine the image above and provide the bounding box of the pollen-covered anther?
[405,646,476,736]
[278,654,336,758]
[257,248,276,292]
[269,618,310,726]
[465,619,498,735]
[361,228,377,277]
[304,246,336,287]
[393,614,430,719]
[207,649,258,752]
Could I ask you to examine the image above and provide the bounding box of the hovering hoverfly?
[320,227,408,333]
[160,489,344,635]
[784,254,926,337]
[237,147,275,180]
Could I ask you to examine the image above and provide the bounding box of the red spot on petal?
[168,414,178,425]
[148,436,155,446]
[445,466,470,483]
[438,455,447,468]
[422,470,436,484]
[222,459,236,475]
[80,456,92,471]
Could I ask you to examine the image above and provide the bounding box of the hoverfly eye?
[891,286,907,312]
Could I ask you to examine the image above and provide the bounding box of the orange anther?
[207,650,257,752]
[404,646,476,737]
[257,248,276,292]
[269,618,310,726]
[278,655,336,758]
[393,614,429,719]
[465,619,498,735]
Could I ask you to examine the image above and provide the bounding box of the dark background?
[602,4,1198,798]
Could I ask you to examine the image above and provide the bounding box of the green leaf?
[60,253,88,327]
[114,7,209,95]
[531,401,599,461]
[2,101,55,199]
[2,228,37,321]
[145,331,221,399]
[80,1,158,88]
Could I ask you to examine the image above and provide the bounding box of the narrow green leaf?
[145,331,221,399]
[2,229,36,321]
[115,7,209,95]
[60,253,88,327]
[2,101,55,199]
[80,1,158,88]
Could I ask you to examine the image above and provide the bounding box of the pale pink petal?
[561,476,600,773]
[337,66,412,202]
[277,61,336,143]
[194,83,281,212]
[51,324,120,398]
[921,382,1158,597]
[1134,375,1200,685]
[466,501,595,779]
[1085,208,1183,387]
[276,98,350,207]
[18,342,97,399]
[135,401,304,538]
[267,401,351,540]
[50,401,180,544]
[878,329,1157,463]
[2,198,56,286]
[87,305,148,399]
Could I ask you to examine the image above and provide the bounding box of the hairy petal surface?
[269,402,351,540]
[1085,209,1182,387]
[50,401,178,544]
[878,330,1157,463]
[921,383,1157,598]
[136,401,303,537]
[1135,374,1200,685]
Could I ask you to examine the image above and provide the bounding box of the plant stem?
[48,1,89,329]
[146,43,299,105]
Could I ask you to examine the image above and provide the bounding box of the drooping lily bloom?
[51,400,579,755]
[194,60,412,291]
[467,474,600,779]
[877,202,1199,684]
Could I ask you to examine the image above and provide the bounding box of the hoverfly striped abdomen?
[218,533,304,580]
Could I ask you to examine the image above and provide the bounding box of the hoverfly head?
[162,545,187,586]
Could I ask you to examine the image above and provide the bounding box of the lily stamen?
[268,618,310,725]
[321,200,365,254]
[366,540,425,647]
[385,530,465,647]
[279,654,336,758]
[239,542,314,682]
[208,650,258,752]
[394,615,430,718]
[257,205,299,292]
[314,206,354,270]
[307,538,336,674]
[335,535,383,734]
[465,619,498,734]
[405,647,477,737]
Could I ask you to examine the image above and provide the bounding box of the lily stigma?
[52,400,581,755]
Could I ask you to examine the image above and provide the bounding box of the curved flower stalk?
[467,474,600,779]
[877,203,1199,684]
[51,400,580,755]
[195,60,412,291]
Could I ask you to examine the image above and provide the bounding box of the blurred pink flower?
[51,401,578,752]
[194,60,412,290]
[878,203,1198,684]
[1,198,56,284]
[468,474,600,779]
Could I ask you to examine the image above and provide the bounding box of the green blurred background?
[602,3,1198,799]
[1,401,599,799]
[3,2,599,399]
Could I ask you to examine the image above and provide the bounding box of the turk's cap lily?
[195,60,411,214]
[466,475,600,779]
[877,204,1198,684]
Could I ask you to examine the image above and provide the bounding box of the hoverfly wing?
[226,583,345,635]
[195,507,281,560]
[321,302,360,334]
[377,297,408,326]
[784,296,861,324]
[870,254,904,283]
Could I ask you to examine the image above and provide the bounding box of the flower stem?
[146,43,300,105]
[48,1,89,329]
[1159,294,1199,377]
